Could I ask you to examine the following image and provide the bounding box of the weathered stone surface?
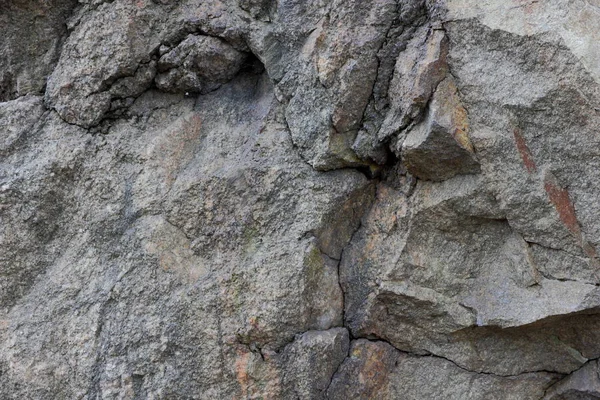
[1,65,370,398]
[336,5,600,393]
[282,0,400,170]
[327,340,398,399]
[544,360,600,399]
[3,0,600,398]
[379,26,449,142]
[0,0,77,102]
[281,328,349,399]
[328,340,561,399]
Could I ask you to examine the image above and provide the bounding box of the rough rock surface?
[2,0,600,398]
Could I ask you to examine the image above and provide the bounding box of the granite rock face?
[2,0,600,398]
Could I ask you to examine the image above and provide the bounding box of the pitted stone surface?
[2,0,600,398]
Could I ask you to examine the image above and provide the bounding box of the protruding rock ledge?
[401,76,479,181]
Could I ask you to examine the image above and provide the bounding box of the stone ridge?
[1,0,600,398]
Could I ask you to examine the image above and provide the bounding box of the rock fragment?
[379,26,449,141]
[401,76,479,181]
[155,35,248,94]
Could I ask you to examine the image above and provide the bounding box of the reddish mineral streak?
[544,178,581,236]
[513,128,537,173]
[583,240,599,259]
[545,177,600,260]
[513,129,599,261]
[234,349,251,400]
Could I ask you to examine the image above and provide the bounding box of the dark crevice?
[50,109,90,131]
[352,2,430,167]
[336,217,364,331]
[521,238,600,286]
[52,49,265,131]
[324,334,572,398]
[324,331,350,397]
[352,336,569,379]
[280,116,322,171]
[538,358,600,400]
[524,237,593,261]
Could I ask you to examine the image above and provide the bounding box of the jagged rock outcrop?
[2,0,600,398]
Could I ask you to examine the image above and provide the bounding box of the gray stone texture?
[2,0,600,398]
